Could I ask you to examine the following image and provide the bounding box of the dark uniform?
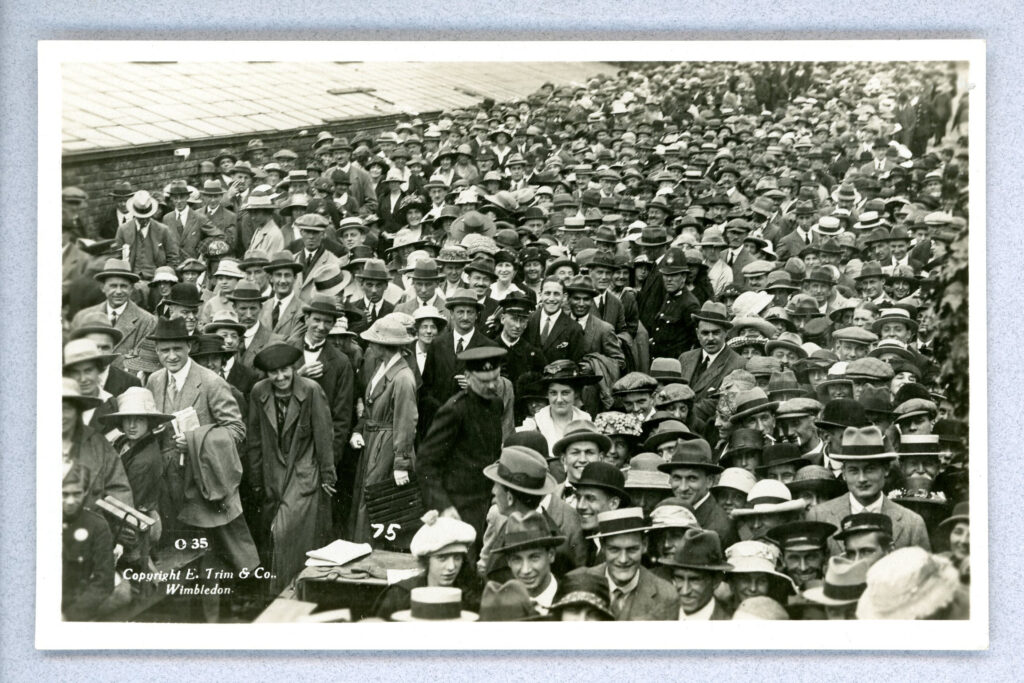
[62,509,115,621]
[648,287,700,359]
[416,387,505,558]
[497,336,547,383]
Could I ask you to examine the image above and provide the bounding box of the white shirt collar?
[693,492,712,510]
[532,575,559,612]
[244,321,261,340]
[606,566,641,598]
[501,332,520,347]
[541,309,562,326]
[107,301,128,316]
[575,314,590,329]
[680,597,718,620]
[849,492,885,514]
[702,347,723,365]
[454,328,476,348]
[275,289,295,309]
[169,358,193,389]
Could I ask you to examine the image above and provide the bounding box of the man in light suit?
[805,425,931,556]
[162,180,216,260]
[583,508,679,621]
[71,259,158,366]
[677,301,747,424]
[393,258,448,321]
[259,251,306,344]
[289,214,341,302]
[111,191,181,281]
[227,281,277,370]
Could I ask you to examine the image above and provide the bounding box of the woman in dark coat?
[246,343,338,595]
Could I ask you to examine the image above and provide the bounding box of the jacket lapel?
[282,380,308,436]
[259,387,277,436]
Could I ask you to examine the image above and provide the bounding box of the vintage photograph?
[42,41,985,647]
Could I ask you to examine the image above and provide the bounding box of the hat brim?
[492,534,567,555]
[98,409,174,424]
[390,610,479,622]
[801,585,861,606]
[658,557,733,573]
[828,451,898,462]
[69,325,125,346]
[730,499,807,517]
[63,353,119,371]
[95,270,141,284]
[203,321,247,335]
[62,393,103,409]
[482,463,557,496]
[644,430,700,452]
[856,559,960,620]
[729,401,780,425]
[359,330,415,346]
[690,314,732,328]
[549,594,615,620]
[657,459,724,475]
[552,431,613,458]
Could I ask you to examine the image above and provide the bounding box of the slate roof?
[62,61,612,153]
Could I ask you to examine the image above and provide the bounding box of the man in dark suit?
[805,426,931,556]
[524,277,584,364]
[775,200,818,263]
[327,139,377,212]
[421,288,499,406]
[288,295,355,474]
[98,180,135,240]
[111,191,181,280]
[582,508,679,620]
[588,254,633,336]
[659,439,739,549]
[204,310,259,395]
[635,226,670,332]
[68,312,142,396]
[494,293,547,382]
[722,219,756,284]
[71,259,158,365]
[859,137,899,176]
[677,301,747,424]
[287,214,342,303]
[162,180,216,260]
[199,180,237,248]
[348,258,395,337]
[648,248,700,360]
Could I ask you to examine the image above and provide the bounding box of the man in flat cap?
[775,397,825,465]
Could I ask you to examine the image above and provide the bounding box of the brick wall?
[62,112,439,229]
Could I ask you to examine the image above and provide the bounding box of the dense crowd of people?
[59,59,971,623]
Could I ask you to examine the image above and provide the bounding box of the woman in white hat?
[724,540,799,609]
[373,510,482,619]
[349,316,419,542]
[411,305,447,376]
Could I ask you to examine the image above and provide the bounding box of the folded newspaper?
[304,539,372,567]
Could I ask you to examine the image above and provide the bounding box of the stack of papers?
[304,539,372,567]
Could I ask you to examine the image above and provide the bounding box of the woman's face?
[426,550,464,587]
[547,383,576,416]
[416,319,439,346]
[495,261,515,283]
[948,522,970,562]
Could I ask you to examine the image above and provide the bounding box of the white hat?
[730,479,807,518]
[649,502,700,530]
[724,540,798,591]
[213,258,244,279]
[390,586,478,622]
[712,467,758,495]
[856,547,962,620]
[409,510,477,559]
[732,596,790,620]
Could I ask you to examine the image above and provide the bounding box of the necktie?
[727,251,734,266]
[692,354,710,384]
[611,588,627,616]
[541,316,552,343]
[109,310,118,327]
[367,304,377,323]
[272,300,281,329]
[167,375,178,407]
[455,336,465,354]
[176,211,182,224]
[238,336,247,356]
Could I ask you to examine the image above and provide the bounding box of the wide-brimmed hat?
[802,556,870,606]
[360,316,415,346]
[937,501,969,535]
[69,312,125,346]
[146,317,192,342]
[730,316,778,339]
[356,258,391,281]
[190,333,236,361]
[730,479,807,518]
[872,307,919,335]
[391,586,478,622]
[62,376,104,411]
[492,510,566,554]
[96,386,173,426]
[252,342,302,373]
[483,445,557,496]
[538,360,601,390]
[856,547,961,620]
[729,388,780,425]
[212,259,244,280]
[644,420,699,452]
[94,258,140,284]
[724,540,798,592]
[712,467,758,496]
[657,438,722,475]
[660,528,733,572]
[691,300,732,328]
[403,257,445,281]
[635,225,671,247]
[126,190,159,219]
[623,453,672,490]
[301,294,342,319]
[242,193,277,212]
[829,425,897,462]
[765,332,807,359]
[225,281,267,304]
[552,420,613,458]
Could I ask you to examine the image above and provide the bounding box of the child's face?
[122,416,152,441]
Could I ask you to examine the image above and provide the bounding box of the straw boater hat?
[730,479,808,519]
[855,547,961,620]
[390,586,478,622]
[589,507,654,539]
[802,555,871,607]
[96,387,173,426]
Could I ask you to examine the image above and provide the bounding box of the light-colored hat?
[96,387,174,425]
[150,266,179,285]
[624,453,672,490]
[775,397,823,421]
[649,499,700,530]
[409,510,477,559]
[61,377,102,409]
[856,547,961,620]
[802,556,870,606]
[126,190,159,218]
[724,540,798,591]
[732,596,790,620]
[413,305,448,329]
[483,446,557,496]
[63,338,117,371]
[712,467,758,495]
[829,425,897,462]
[390,587,478,622]
[359,316,416,346]
[203,309,246,335]
[213,259,244,279]
[730,479,807,518]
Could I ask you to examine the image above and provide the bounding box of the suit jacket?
[112,219,181,277]
[226,358,259,396]
[580,315,625,371]
[288,340,355,462]
[859,159,898,176]
[145,360,245,443]
[240,323,278,369]
[594,291,628,336]
[497,336,547,384]
[98,206,133,240]
[421,328,499,405]
[394,292,448,320]
[693,494,739,549]
[163,208,214,260]
[582,565,680,621]
[260,293,306,344]
[103,365,142,396]
[524,311,584,363]
[349,298,395,337]
[677,346,747,423]
[728,248,755,284]
[637,268,665,332]
[72,300,157,363]
[806,495,931,556]
[202,205,237,247]
[775,229,815,263]
[293,246,342,300]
